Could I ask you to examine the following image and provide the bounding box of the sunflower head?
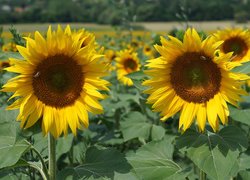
[105,49,116,62]
[214,28,250,62]
[143,44,155,58]
[116,49,140,86]
[143,28,249,132]
[2,25,110,138]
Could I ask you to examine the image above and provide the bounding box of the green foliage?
[176,126,248,180]
[127,138,183,179]
[0,0,250,24]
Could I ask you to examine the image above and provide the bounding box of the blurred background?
[0,0,250,31]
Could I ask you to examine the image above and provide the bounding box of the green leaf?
[75,146,132,179]
[0,121,30,169]
[0,109,31,169]
[176,126,248,180]
[57,167,77,180]
[127,139,182,180]
[56,134,74,159]
[0,108,18,123]
[238,170,250,180]
[232,61,250,74]
[151,125,165,141]
[120,111,151,141]
[126,71,146,80]
[0,52,23,60]
[239,150,250,171]
[229,105,250,126]
[114,172,139,180]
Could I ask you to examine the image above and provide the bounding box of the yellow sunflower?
[143,44,155,58]
[2,25,109,138]
[213,28,250,62]
[116,49,140,86]
[105,49,116,62]
[143,28,249,132]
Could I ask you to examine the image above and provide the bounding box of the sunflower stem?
[200,169,206,180]
[48,133,56,180]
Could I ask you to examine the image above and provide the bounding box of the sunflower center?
[170,52,221,103]
[222,37,248,59]
[124,58,137,73]
[32,55,84,108]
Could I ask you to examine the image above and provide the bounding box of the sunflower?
[116,49,140,86]
[213,28,250,62]
[105,49,116,62]
[2,25,109,138]
[143,28,249,132]
[143,44,155,58]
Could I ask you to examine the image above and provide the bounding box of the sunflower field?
[0,24,250,180]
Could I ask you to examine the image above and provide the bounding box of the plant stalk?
[31,146,49,179]
[48,133,56,180]
[200,169,206,180]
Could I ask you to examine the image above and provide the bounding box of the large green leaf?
[74,146,132,179]
[176,126,248,180]
[229,105,250,126]
[0,108,18,123]
[0,121,30,169]
[120,111,152,141]
[127,139,182,180]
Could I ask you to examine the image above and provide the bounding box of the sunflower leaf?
[232,61,250,74]
[126,139,184,180]
[176,126,248,180]
[120,111,152,141]
[0,52,23,60]
[74,146,132,179]
[0,108,31,169]
[229,105,250,126]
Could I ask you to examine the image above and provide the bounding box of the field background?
[2,21,250,34]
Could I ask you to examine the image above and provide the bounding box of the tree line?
[0,0,249,24]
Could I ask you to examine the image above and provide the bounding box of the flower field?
[0,23,250,180]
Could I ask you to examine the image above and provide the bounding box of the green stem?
[31,146,49,179]
[200,169,206,180]
[29,163,48,180]
[48,133,56,180]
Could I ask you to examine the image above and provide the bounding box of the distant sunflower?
[77,29,96,48]
[143,28,249,132]
[2,25,109,138]
[143,44,155,58]
[214,28,250,62]
[105,49,116,62]
[116,49,140,86]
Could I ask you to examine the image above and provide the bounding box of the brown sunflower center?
[170,52,221,103]
[32,55,84,107]
[124,58,137,73]
[222,37,248,59]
